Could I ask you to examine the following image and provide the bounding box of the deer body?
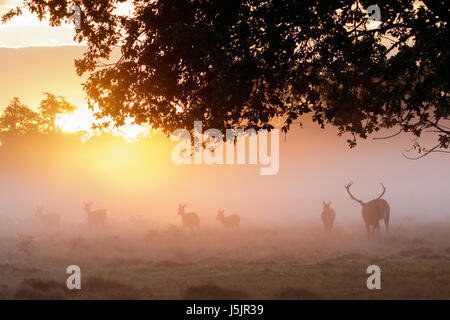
[345,182,390,233]
[361,199,390,231]
[216,210,240,230]
[84,202,106,230]
[321,201,335,231]
[35,207,60,228]
[178,203,200,232]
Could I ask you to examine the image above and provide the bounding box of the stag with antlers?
[344,182,390,233]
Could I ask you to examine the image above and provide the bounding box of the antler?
[344,181,363,205]
[376,183,386,200]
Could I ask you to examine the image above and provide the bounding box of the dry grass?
[184,285,250,300]
[0,222,449,300]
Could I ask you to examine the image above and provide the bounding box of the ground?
[0,222,449,299]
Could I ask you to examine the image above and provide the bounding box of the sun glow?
[55,104,152,142]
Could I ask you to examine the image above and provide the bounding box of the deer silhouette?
[178,203,199,232]
[345,181,390,233]
[84,202,106,230]
[216,209,240,230]
[321,201,335,231]
[35,206,60,228]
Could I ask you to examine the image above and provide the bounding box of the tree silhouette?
[0,98,40,140]
[39,92,76,133]
[2,1,449,157]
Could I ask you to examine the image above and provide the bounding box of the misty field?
[0,219,449,300]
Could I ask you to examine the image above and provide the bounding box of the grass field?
[0,222,449,300]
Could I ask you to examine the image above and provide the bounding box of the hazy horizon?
[0,47,449,232]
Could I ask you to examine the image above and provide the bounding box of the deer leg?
[373,221,379,233]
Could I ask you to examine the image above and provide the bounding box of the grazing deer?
[321,201,335,231]
[178,203,200,232]
[216,209,240,230]
[344,181,390,233]
[35,206,60,228]
[84,202,106,230]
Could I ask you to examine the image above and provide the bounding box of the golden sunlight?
[54,103,152,142]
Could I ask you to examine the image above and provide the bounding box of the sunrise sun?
[54,103,152,142]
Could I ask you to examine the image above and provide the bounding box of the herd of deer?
[322,182,390,233]
[34,182,390,234]
[177,203,241,231]
[35,202,107,230]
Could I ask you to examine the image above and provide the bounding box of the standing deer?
[35,206,60,228]
[216,209,240,230]
[344,181,390,233]
[84,202,106,230]
[178,203,200,232]
[321,201,335,231]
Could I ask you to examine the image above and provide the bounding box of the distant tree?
[2,1,449,158]
[0,98,40,140]
[39,92,76,133]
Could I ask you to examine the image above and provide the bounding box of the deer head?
[84,202,93,212]
[322,201,332,209]
[178,203,187,215]
[216,209,224,220]
[344,181,386,206]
